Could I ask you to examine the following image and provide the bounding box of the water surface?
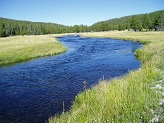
[0,36,142,123]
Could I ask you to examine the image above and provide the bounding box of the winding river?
[0,36,142,123]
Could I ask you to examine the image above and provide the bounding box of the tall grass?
[0,34,67,66]
[49,31,164,123]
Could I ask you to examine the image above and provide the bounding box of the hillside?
[0,17,70,37]
[91,10,164,31]
[0,10,163,37]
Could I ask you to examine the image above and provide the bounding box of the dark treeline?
[0,18,91,37]
[0,10,163,37]
[0,18,70,37]
[91,10,164,32]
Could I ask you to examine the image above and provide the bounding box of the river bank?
[49,31,164,122]
[0,34,142,123]
[0,34,68,67]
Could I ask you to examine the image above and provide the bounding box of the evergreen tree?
[154,13,164,30]
[0,22,6,37]
[142,14,152,31]
[130,16,143,31]
[118,24,123,31]
[72,25,80,33]
[130,16,137,31]
[126,23,130,30]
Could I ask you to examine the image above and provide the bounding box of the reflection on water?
[0,36,142,123]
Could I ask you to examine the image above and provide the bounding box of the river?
[0,36,142,123]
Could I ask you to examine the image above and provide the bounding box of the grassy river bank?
[0,34,68,67]
[49,31,164,123]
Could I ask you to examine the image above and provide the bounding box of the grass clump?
[49,65,161,123]
[0,34,67,66]
[49,31,164,123]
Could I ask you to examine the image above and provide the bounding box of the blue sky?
[0,0,164,26]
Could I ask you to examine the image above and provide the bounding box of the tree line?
[91,10,164,32]
[0,10,163,37]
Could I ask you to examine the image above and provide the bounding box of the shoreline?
[0,34,69,67]
[49,31,164,122]
[0,31,163,122]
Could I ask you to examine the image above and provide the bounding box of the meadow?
[0,34,67,66]
[49,31,164,123]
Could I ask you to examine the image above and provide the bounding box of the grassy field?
[0,34,68,66]
[49,31,164,123]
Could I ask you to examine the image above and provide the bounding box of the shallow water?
[0,36,142,123]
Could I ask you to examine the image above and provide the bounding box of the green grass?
[49,31,164,123]
[0,34,68,66]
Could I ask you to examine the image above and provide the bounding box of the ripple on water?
[0,36,142,123]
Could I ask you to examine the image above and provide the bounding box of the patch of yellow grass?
[0,34,68,66]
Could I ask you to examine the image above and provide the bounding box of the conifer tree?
[0,22,6,37]
[143,14,152,31]
[130,16,143,31]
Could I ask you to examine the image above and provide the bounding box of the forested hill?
[0,18,71,37]
[91,10,164,31]
[0,10,164,37]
